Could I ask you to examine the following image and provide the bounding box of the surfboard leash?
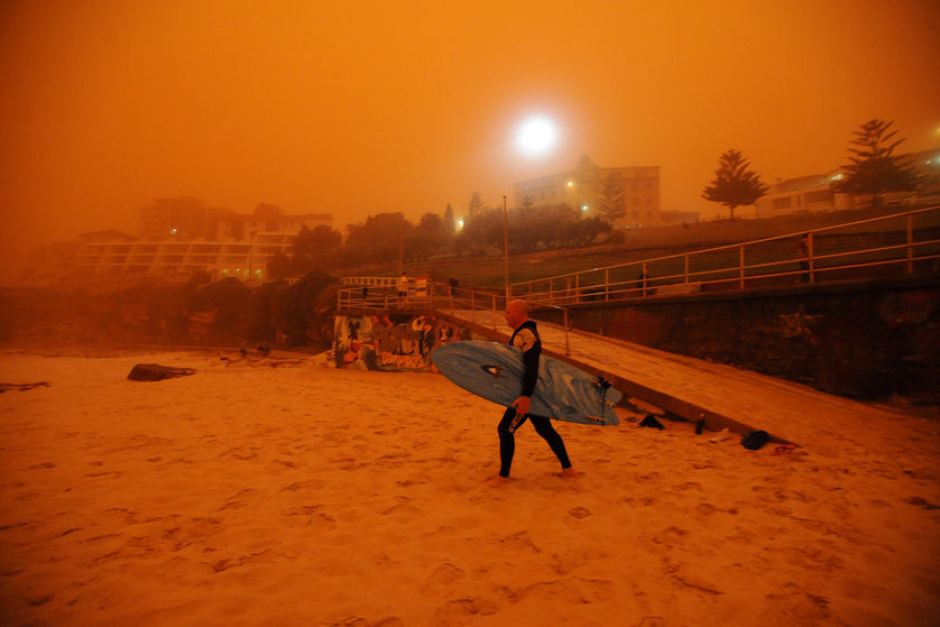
[596,376,612,423]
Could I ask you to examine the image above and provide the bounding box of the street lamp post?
[502,194,510,304]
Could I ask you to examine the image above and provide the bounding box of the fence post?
[684,255,689,284]
[563,308,570,357]
[575,273,581,304]
[738,245,745,290]
[808,233,815,283]
[642,262,648,298]
[605,268,610,301]
[906,213,914,274]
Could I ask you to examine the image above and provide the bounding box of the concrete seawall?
[533,276,940,403]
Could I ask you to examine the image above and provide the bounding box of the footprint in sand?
[493,530,541,553]
[218,488,260,511]
[433,597,500,623]
[658,526,689,544]
[380,497,421,516]
[763,582,830,622]
[516,579,592,605]
[423,562,467,590]
[547,547,609,576]
[618,495,657,507]
[568,506,591,519]
[210,549,271,573]
[328,616,403,627]
[281,479,325,492]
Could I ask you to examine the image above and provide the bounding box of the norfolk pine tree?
[599,173,626,224]
[702,149,769,220]
[831,119,921,208]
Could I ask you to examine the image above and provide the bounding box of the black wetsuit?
[497,319,571,477]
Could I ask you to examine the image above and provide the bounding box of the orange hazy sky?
[1,0,938,275]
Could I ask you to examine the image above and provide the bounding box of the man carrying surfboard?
[496,299,573,480]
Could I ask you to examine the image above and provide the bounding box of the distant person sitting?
[397,272,409,304]
[798,234,811,283]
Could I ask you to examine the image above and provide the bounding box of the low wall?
[533,277,940,402]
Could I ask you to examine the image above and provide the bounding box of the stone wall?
[533,278,940,402]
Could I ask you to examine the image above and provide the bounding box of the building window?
[805,190,834,204]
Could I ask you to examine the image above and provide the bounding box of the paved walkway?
[436,308,938,462]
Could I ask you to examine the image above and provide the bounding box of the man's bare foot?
[559,467,579,478]
[483,475,510,486]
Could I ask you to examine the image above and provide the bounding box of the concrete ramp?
[436,308,936,459]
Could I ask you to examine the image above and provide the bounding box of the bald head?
[505,299,529,329]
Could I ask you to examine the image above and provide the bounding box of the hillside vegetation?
[349,206,929,290]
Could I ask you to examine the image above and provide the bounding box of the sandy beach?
[1,350,938,626]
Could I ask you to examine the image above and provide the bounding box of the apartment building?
[513,155,661,228]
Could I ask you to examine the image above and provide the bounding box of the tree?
[344,213,414,265]
[831,119,922,207]
[408,212,445,260]
[467,192,485,217]
[442,204,455,234]
[599,174,625,224]
[293,224,342,259]
[701,149,768,220]
[266,253,293,280]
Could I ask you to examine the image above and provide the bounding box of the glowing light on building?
[581,204,589,212]
[456,218,465,231]
[566,181,574,188]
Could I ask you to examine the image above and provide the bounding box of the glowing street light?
[581,204,589,212]
[566,180,574,188]
[456,218,465,231]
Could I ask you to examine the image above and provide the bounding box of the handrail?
[336,277,576,356]
[511,204,940,305]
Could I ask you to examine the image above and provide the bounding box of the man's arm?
[512,328,540,417]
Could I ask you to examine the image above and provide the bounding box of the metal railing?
[337,278,574,355]
[337,279,506,316]
[510,205,940,306]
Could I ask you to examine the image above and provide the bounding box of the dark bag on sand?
[741,430,770,451]
[127,363,196,382]
[639,414,665,430]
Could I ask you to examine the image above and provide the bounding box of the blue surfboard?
[432,341,621,426]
